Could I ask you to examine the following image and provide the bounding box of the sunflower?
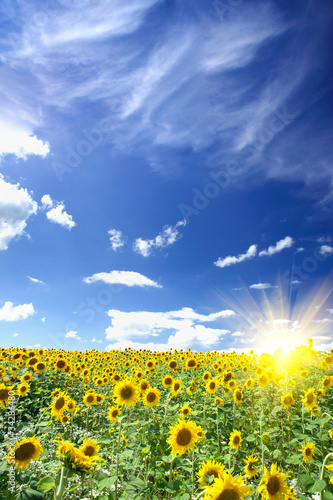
[61,415,70,425]
[258,463,289,500]
[257,373,270,388]
[180,404,191,418]
[229,430,242,450]
[168,359,178,371]
[328,429,333,440]
[233,388,243,404]
[206,378,218,394]
[186,358,198,369]
[79,438,100,458]
[197,459,225,488]
[34,362,47,373]
[108,406,121,422]
[66,398,76,412]
[143,387,161,408]
[7,436,43,470]
[168,419,199,456]
[300,442,316,462]
[203,471,251,500]
[54,358,68,372]
[202,371,211,382]
[113,378,140,407]
[26,357,39,369]
[322,376,332,390]
[51,391,68,419]
[139,379,150,394]
[302,388,316,409]
[83,391,97,406]
[311,404,321,417]
[0,383,14,408]
[281,394,295,409]
[215,397,223,406]
[245,378,254,390]
[243,455,260,479]
[17,383,30,397]
[171,379,183,397]
[21,372,33,383]
[162,375,174,388]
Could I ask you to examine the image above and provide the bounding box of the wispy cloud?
[319,245,333,256]
[108,229,126,251]
[0,174,37,251]
[133,220,186,257]
[65,330,81,340]
[41,195,76,230]
[259,236,294,257]
[105,307,235,350]
[0,122,49,160]
[215,244,257,268]
[83,270,162,288]
[249,283,276,290]
[0,301,35,321]
[28,276,45,285]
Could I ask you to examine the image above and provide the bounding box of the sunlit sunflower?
[215,397,223,406]
[79,438,100,458]
[108,406,121,422]
[311,404,321,417]
[281,394,295,409]
[17,383,30,397]
[197,459,225,488]
[243,455,260,479]
[233,388,243,405]
[300,442,316,462]
[302,388,316,409]
[186,358,198,369]
[139,379,150,394]
[66,398,76,412]
[202,371,211,382]
[321,376,332,391]
[34,362,47,373]
[51,391,68,419]
[180,404,191,418]
[21,372,33,383]
[0,383,14,408]
[258,463,289,500]
[245,378,254,390]
[162,375,174,388]
[7,436,43,470]
[143,387,160,408]
[61,415,70,425]
[113,378,140,407]
[83,391,97,406]
[203,471,251,500]
[229,430,242,450]
[168,419,199,456]
[171,379,183,397]
[206,378,218,394]
[54,358,68,372]
[168,359,178,371]
[257,373,270,388]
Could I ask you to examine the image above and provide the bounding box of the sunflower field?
[1,342,333,500]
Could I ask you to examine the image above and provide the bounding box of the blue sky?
[1,0,333,353]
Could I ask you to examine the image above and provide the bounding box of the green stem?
[320,452,333,500]
[193,490,207,500]
[168,457,175,500]
[54,467,68,500]
[216,407,220,453]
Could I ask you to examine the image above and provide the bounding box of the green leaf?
[300,474,315,491]
[36,477,55,491]
[273,449,282,459]
[285,455,300,465]
[98,476,118,491]
[308,480,326,494]
[17,489,45,500]
[127,478,146,489]
[322,492,333,500]
[203,473,215,485]
[245,434,256,442]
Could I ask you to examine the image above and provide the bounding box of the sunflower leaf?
[300,474,315,491]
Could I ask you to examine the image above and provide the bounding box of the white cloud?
[259,236,294,257]
[28,276,45,285]
[41,195,76,230]
[295,247,305,253]
[250,283,276,290]
[215,244,257,268]
[292,280,301,285]
[133,220,186,257]
[108,229,126,251]
[105,307,235,350]
[232,331,244,337]
[13,333,19,337]
[0,122,49,160]
[41,317,46,322]
[0,175,38,251]
[327,309,333,314]
[92,337,103,343]
[84,270,162,288]
[65,330,81,340]
[0,302,35,321]
[319,245,333,256]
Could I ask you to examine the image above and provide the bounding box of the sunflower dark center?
[29,358,38,365]
[170,362,177,368]
[55,397,65,410]
[0,389,9,400]
[57,360,66,369]
[87,395,94,403]
[36,364,45,370]
[174,383,180,391]
[15,442,35,461]
[305,447,312,456]
[284,396,292,405]
[267,476,280,495]
[176,429,192,446]
[188,360,196,367]
[216,489,240,500]
[236,392,242,400]
[20,386,27,392]
[84,446,95,457]
[165,378,172,385]
[121,388,133,399]
[208,469,219,478]
[147,392,156,402]
[233,436,240,445]
[112,410,118,418]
